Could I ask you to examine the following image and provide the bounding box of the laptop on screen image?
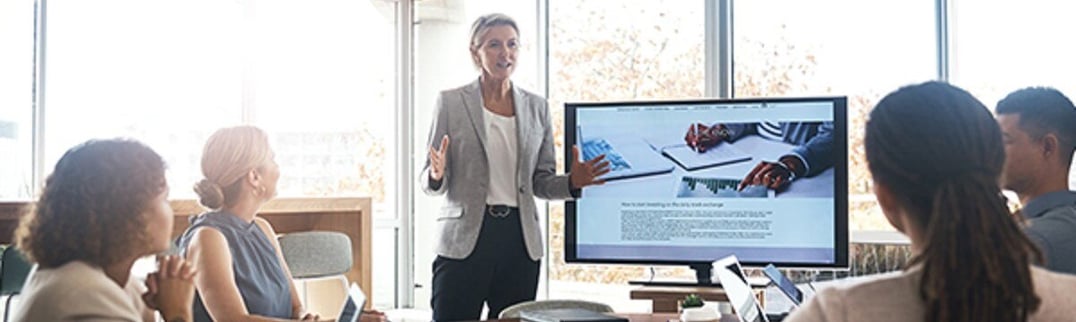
[713,255,768,322]
[337,283,367,322]
[576,125,674,181]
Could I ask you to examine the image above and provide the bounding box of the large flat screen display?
[565,97,848,268]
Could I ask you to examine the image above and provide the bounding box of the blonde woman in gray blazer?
[420,13,610,322]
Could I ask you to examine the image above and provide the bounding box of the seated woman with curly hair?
[12,139,196,322]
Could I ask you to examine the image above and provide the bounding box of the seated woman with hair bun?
[175,126,319,322]
[178,126,387,322]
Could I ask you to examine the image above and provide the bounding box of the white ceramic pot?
[680,304,721,322]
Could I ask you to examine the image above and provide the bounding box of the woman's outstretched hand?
[569,145,612,189]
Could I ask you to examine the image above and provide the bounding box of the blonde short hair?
[468,13,519,69]
[194,126,272,209]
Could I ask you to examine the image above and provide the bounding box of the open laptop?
[713,255,768,322]
[577,126,674,181]
[337,283,367,322]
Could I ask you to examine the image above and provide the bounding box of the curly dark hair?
[15,139,168,268]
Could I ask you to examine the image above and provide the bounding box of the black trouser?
[431,205,540,322]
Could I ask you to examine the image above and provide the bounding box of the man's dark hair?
[995,87,1076,162]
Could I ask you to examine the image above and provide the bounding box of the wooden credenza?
[0,197,373,307]
[630,285,765,313]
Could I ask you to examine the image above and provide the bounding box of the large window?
[251,1,395,199]
[547,0,704,311]
[951,0,1076,107]
[0,0,35,200]
[734,0,936,231]
[44,0,243,193]
[43,0,398,308]
[245,1,398,308]
[950,0,1076,188]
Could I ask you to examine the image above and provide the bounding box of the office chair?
[499,299,615,319]
[279,231,354,316]
[278,231,353,279]
[0,246,33,322]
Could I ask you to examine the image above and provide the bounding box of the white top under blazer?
[483,108,520,207]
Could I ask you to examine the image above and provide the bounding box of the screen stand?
[691,263,714,285]
[628,263,718,287]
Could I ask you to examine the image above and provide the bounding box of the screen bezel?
[564,96,849,268]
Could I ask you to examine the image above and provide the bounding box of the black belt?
[486,204,519,218]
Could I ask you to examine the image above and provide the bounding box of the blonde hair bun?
[194,179,225,210]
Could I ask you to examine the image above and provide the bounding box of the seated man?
[685,121,834,191]
[996,87,1076,274]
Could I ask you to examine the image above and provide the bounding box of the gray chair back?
[499,299,615,319]
[278,231,352,279]
[1,245,34,322]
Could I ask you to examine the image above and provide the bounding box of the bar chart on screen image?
[676,176,773,198]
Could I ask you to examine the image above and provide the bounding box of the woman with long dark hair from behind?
[786,81,1076,322]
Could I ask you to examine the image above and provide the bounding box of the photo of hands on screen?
[574,103,835,199]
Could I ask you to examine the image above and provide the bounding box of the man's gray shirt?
[1023,190,1076,275]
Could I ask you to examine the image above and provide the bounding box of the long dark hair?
[866,81,1042,322]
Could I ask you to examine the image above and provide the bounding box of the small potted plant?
[681,294,704,311]
[679,294,719,322]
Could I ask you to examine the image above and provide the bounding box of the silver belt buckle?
[487,206,510,218]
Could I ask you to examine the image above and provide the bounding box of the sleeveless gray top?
[176,212,293,321]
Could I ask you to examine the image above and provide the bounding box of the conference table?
[488,313,679,322]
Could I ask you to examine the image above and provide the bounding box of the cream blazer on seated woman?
[13,261,152,322]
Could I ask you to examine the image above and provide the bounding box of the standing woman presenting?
[421,13,611,322]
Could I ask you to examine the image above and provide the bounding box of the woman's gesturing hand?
[569,145,612,189]
[429,135,450,181]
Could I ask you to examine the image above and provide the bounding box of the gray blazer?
[420,79,574,261]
